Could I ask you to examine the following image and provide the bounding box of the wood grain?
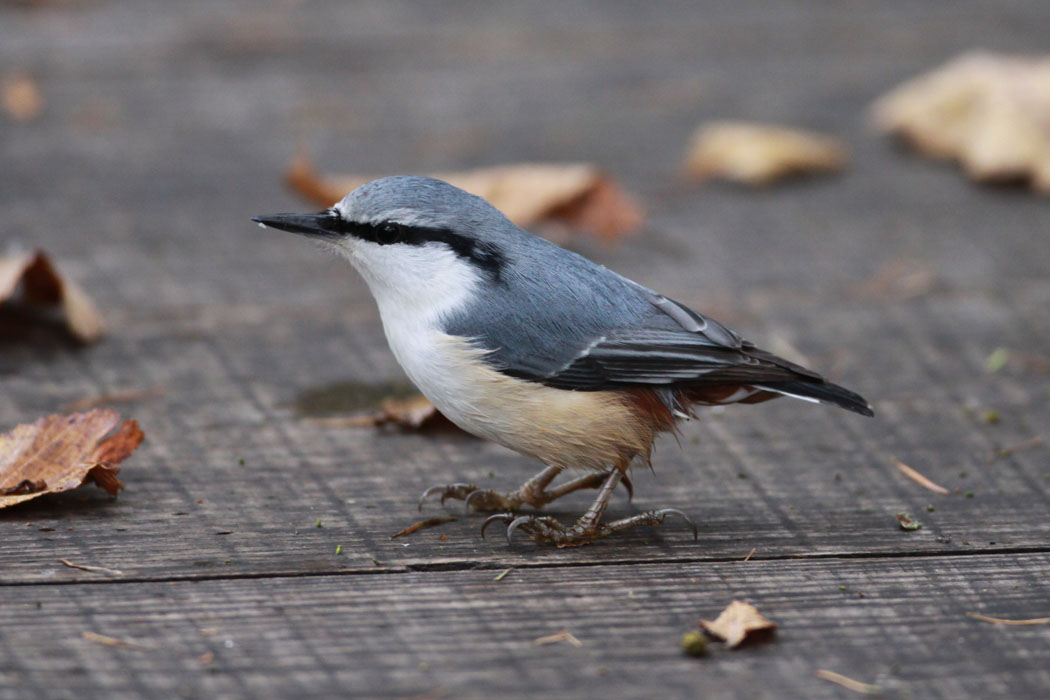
[2,1,1049,698]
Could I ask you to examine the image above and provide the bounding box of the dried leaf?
[285,152,643,243]
[0,409,144,509]
[0,249,104,342]
[682,121,847,185]
[2,71,43,122]
[699,600,777,648]
[872,52,1050,193]
[310,393,464,433]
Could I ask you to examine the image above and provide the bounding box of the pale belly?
[384,328,658,471]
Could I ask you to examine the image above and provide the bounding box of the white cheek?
[329,239,481,364]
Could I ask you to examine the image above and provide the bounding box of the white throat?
[330,239,482,385]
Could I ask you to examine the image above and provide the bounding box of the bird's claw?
[420,469,633,514]
[418,483,478,512]
[480,508,699,546]
[480,513,515,539]
[481,513,566,544]
[651,508,699,541]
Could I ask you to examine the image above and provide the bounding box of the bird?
[253,176,873,546]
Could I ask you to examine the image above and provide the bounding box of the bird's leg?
[418,464,632,513]
[482,469,698,546]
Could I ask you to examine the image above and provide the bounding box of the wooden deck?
[2,2,1049,698]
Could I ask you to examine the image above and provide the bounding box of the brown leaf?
[2,71,43,122]
[309,393,465,434]
[682,121,847,185]
[699,600,777,648]
[285,152,643,243]
[871,52,1050,193]
[0,409,144,509]
[372,395,454,431]
[0,249,104,342]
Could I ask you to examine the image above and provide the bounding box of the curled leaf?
[872,51,1050,193]
[285,152,643,243]
[0,249,104,342]
[682,121,847,185]
[0,409,144,509]
[699,600,777,648]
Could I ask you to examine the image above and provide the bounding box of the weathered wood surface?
[4,555,1050,700]
[2,1,1049,698]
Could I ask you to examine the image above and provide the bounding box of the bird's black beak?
[252,212,341,239]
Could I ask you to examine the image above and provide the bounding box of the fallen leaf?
[0,249,104,342]
[285,151,644,243]
[682,121,847,185]
[0,409,144,509]
[699,600,777,648]
[872,51,1050,193]
[309,393,464,433]
[370,395,455,431]
[2,71,43,122]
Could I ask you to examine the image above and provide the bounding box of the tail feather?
[754,380,874,417]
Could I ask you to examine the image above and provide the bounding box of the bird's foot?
[481,508,698,546]
[418,471,632,513]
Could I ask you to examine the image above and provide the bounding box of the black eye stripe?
[321,214,505,282]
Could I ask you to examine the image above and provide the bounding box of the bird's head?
[254,176,509,312]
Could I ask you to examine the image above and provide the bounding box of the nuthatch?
[254,176,872,545]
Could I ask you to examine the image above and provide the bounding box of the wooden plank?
[2,1,1050,698]
[2,554,1048,699]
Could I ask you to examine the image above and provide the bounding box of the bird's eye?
[375,222,404,245]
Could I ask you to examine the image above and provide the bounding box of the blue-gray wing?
[493,285,820,390]
[495,289,871,415]
[441,232,871,415]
